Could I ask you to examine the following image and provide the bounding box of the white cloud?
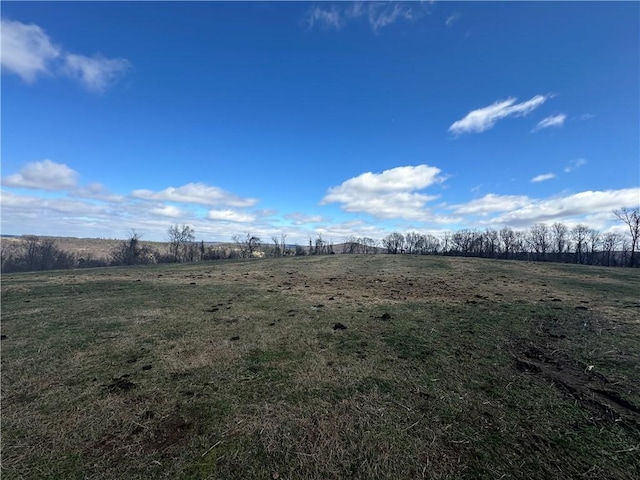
[62,53,130,93]
[445,13,460,26]
[305,5,343,30]
[532,113,566,132]
[1,159,79,190]
[451,193,531,215]
[131,183,258,208]
[0,190,108,217]
[449,95,548,135]
[151,205,188,218]
[564,158,587,173]
[531,173,556,183]
[367,3,413,33]
[207,209,256,223]
[0,18,60,83]
[321,165,446,221]
[1,17,130,92]
[305,2,418,33]
[575,113,595,121]
[488,188,640,227]
[285,213,326,225]
[69,183,124,202]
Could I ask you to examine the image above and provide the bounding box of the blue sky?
[2,1,639,243]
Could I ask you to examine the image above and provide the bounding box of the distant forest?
[1,208,638,273]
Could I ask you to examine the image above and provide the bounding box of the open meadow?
[1,255,639,479]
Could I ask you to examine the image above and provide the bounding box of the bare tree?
[111,230,157,266]
[551,222,569,261]
[601,232,620,267]
[382,232,404,254]
[1,236,75,272]
[499,227,516,260]
[314,235,327,255]
[484,229,499,258]
[272,236,281,257]
[528,223,551,261]
[586,228,601,265]
[613,207,640,267]
[571,225,590,264]
[423,234,441,255]
[168,224,195,262]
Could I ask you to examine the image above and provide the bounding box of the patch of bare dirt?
[513,342,640,430]
[141,412,194,453]
[103,375,136,392]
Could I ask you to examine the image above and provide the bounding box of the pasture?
[1,255,639,479]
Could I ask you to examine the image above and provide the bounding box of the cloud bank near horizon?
[2,160,637,243]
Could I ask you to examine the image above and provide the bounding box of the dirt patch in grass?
[513,340,640,430]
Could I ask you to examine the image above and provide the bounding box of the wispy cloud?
[367,3,414,32]
[564,158,587,173]
[1,159,79,190]
[575,113,594,121]
[131,183,258,208]
[70,182,124,202]
[445,12,460,27]
[321,165,448,222]
[305,2,420,33]
[532,113,566,132]
[62,53,130,93]
[285,213,326,225]
[531,173,556,183]
[305,5,343,30]
[449,95,549,135]
[1,17,130,92]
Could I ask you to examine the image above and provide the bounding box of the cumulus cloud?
[321,165,446,221]
[207,209,256,223]
[1,159,79,190]
[1,17,130,92]
[488,188,640,227]
[0,17,60,83]
[305,1,418,33]
[531,173,556,183]
[532,114,566,132]
[131,183,257,208]
[449,95,548,135]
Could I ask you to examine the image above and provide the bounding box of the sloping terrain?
[1,255,638,479]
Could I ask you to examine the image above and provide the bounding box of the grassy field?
[1,255,639,479]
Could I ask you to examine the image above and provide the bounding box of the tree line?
[374,208,639,267]
[1,207,638,273]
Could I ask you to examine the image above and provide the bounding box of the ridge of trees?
[1,208,638,273]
